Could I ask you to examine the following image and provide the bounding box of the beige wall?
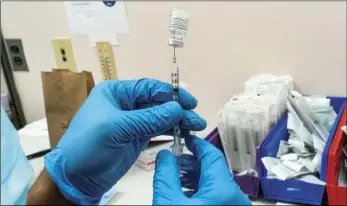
[1,66,9,93]
[2,1,346,136]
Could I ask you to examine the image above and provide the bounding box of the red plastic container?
[326,106,347,206]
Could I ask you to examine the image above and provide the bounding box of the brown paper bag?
[41,69,95,148]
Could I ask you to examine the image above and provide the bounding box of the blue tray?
[259,96,346,205]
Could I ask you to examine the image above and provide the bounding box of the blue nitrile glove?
[44,78,207,205]
[153,136,251,205]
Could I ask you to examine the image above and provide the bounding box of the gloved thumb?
[127,101,184,138]
[152,150,186,205]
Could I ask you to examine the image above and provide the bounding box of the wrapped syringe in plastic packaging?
[218,74,293,176]
[218,95,282,174]
[244,74,292,121]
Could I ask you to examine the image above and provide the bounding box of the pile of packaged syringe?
[262,91,338,184]
[218,74,293,176]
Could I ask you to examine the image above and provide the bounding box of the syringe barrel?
[172,126,183,154]
[171,62,179,98]
[171,62,183,157]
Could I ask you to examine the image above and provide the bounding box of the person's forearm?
[27,169,75,205]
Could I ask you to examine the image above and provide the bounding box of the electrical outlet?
[5,39,29,72]
[52,38,77,72]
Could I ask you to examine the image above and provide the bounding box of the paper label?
[65,1,129,35]
[261,157,281,175]
[312,134,325,152]
[280,153,298,161]
[271,164,311,180]
[282,160,306,173]
[312,152,322,171]
[297,175,325,186]
[271,164,295,180]
[277,140,290,157]
[299,124,313,145]
[298,157,316,173]
[287,113,297,131]
[288,138,307,154]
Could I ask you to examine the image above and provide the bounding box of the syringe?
[171,47,184,172]
[168,9,189,173]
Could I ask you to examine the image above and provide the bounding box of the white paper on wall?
[65,0,129,44]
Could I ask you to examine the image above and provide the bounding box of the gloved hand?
[153,136,252,205]
[44,78,206,205]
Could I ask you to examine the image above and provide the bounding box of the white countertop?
[18,118,289,205]
[18,118,156,205]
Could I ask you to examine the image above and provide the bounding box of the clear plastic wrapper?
[248,107,268,145]
[218,96,274,174]
[235,110,256,171]
[270,164,311,181]
[218,106,241,172]
[262,93,337,183]
[244,74,292,118]
[280,153,298,161]
[288,92,329,142]
[255,95,278,127]
[282,160,307,173]
[261,157,281,175]
[218,74,293,176]
[313,106,337,131]
[298,156,316,173]
[277,140,290,157]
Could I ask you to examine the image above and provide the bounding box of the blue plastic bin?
[259,96,346,205]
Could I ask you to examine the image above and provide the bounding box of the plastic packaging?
[244,74,291,119]
[218,109,242,172]
[280,153,298,161]
[218,95,272,173]
[216,74,294,197]
[281,161,306,173]
[259,97,346,205]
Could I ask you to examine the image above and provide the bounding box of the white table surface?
[18,119,294,205]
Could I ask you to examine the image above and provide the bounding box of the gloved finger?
[153,150,185,204]
[184,135,229,178]
[153,111,206,138]
[180,110,207,131]
[114,79,198,110]
[184,135,223,163]
[127,101,184,138]
[156,111,206,134]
